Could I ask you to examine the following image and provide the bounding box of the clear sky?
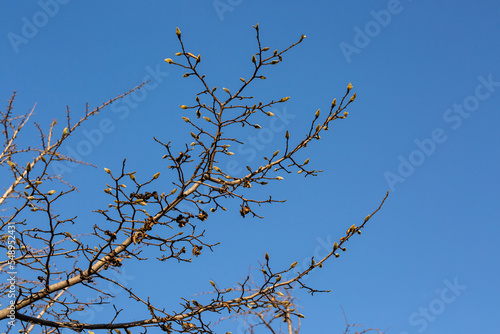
[1,1,499,333]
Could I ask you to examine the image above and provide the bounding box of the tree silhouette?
[0,25,388,333]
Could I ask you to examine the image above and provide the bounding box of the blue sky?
[1,1,499,333]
